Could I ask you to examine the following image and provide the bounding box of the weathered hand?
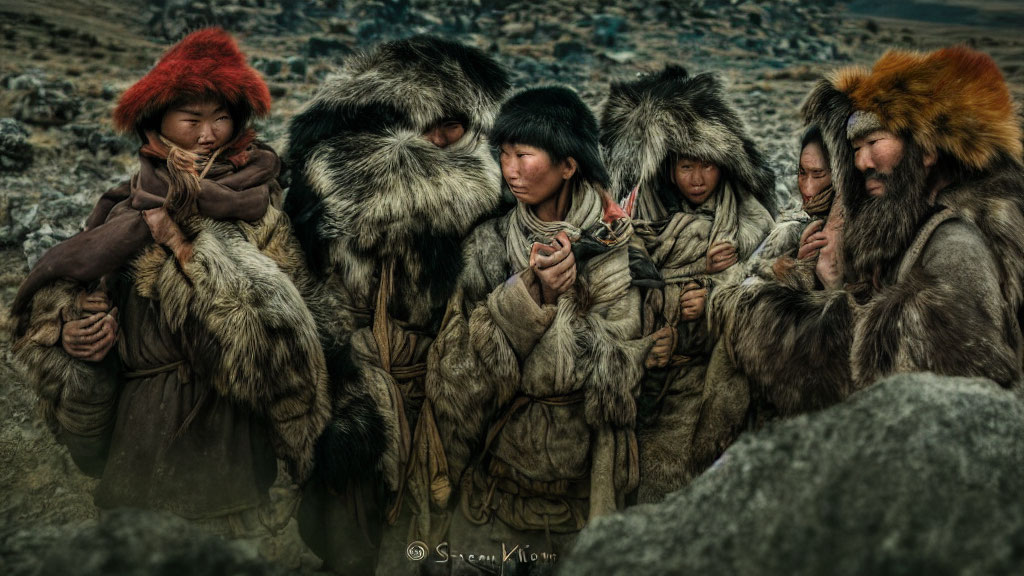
[143,207,193,263]
[706,241,738,274]
[62,308,119,362]
[815,214,844,289]
[532,231,576,304]
[679,282,708,322]
[77,290,112,314]
[645,325,676,369]
[798,219,827,261]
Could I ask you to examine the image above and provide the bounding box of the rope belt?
[123,360,185,380]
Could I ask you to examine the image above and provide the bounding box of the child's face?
[159,98,235,154]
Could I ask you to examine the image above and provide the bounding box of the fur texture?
[11,281,118,439]
[131,207,330,483]
[600,66,778,216]
[427,212,645,523]
[283,36,509,494]
[492,86,610,188]
[835,46,1023,172]
[852,217,1021,388]
[113,28,270,133]
[712,281,856,416]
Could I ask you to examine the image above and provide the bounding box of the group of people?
[11,27,1024,576]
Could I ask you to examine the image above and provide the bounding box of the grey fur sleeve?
[150,221,330,482]
[853,221,1021,388]
[581,287,647,428]
[11,281,118,439]
[711,281,855,415]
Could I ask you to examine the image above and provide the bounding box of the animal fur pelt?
[113,27,270,133]
[131,207,330,483]
[283,36,509,493]
[600,65,778,216]
[836,46,1022,172]
[711,279,856,417]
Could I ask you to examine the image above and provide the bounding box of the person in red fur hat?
[11,28,329,538]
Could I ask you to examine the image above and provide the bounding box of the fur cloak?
[599,65,776,501]
[13,204,330,488]
[427,196,648,535]
[283,36,509,513]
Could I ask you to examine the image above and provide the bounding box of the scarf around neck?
[12,131,278,321]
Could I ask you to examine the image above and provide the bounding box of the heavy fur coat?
[426,198,648,534]
[708,47,1024,416]
[13,203,331,492]
[599,65,776,501]
[283,36,509,502]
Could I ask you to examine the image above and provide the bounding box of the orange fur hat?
[835,45,1022,171]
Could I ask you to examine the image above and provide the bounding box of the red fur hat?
[834,45,1022,171]
[113,27,270,134]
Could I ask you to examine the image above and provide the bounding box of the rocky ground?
[1,0,1023,574]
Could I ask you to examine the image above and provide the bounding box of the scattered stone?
[7,74,80,127]
[592,14,627,47]
[0,119,33,172]
[564,374,1024,576]
[553,40,589,61]
[286,55,307,78]
[305,36,351,58]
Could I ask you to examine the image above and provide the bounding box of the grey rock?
[306,36,352,58]
[553,40,589,61]
[7,74,80,127]
[286,55,307,78]
[563,373,1024,576]
[0,118,33,172]
[27,509,286,576]
[592,14,627,47]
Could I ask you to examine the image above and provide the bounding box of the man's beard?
[843,140,933,285]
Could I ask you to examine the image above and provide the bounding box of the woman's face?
[159,97,235,154]
[499,143,572,206]
[798,142,831,205]
[673,157,720,206]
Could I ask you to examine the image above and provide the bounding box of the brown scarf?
[12,130,279,321]
[802,183,835,219]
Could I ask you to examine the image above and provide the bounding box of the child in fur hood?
[10,28,329,537]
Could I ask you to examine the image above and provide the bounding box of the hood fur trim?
[298,35,509,135]
[600,66,777,216]
[114,28,270,133]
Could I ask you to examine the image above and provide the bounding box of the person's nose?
[197,122,215,145]
[502,157,519,181]
[855,147,873,173]
[425,127,446,148]
[691,170,704,186]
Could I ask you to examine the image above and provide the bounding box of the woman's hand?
[706,241,737,274]
[62,308,119,362]
[798,219,827,261]
[679,281,708,322]
[143,207,193,263]
[532,231,576,305]
[645,325,676,369]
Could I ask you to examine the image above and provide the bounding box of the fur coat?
[13,200,330,514]
[599,65,776,501]
[282,38,510,547]
[426,187,648,535]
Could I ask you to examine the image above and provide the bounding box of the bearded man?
[709,45,1024,424]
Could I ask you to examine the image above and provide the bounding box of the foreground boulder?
[562,373,1024,576]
